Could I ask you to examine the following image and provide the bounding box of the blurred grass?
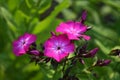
[0,0,120,80]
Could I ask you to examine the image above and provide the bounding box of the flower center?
[68,27,78,35]
[57,46,61,50]
[22,41,26,45]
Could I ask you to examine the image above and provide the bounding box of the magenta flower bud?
[83,48,99,58]
[44,34,75,62]
[81,10,87,23]
[100,60,111,66]
[29,50,40,56]
[12,33,36,56]
[77,43,87,56]
[95,59,111,66]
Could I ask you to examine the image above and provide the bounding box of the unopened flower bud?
[95,59,111,66]
[81,10,87,23]
[29,50,40,56]
[83,48,99,58]
[109,49,120,56]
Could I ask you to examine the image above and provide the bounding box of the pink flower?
[13,33,37,56]
[56,11,90,40]
[44,34,75,62]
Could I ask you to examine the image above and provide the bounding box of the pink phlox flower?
[13,33,36,56]
[56,21,90,40]
[44,34,75,62]
[56,10,90,40]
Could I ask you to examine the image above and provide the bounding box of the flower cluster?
[12,10,111,79]
[13,10,92,62]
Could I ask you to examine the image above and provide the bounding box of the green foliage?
[0,0,120,80]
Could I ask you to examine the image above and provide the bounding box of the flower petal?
[80,35,91,40]
[24,33,37,44]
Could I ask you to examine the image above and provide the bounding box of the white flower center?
[67,27,79,35]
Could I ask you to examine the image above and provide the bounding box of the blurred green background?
[0,0,120,80]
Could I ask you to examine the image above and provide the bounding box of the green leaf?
[32,0,70,34]
[62,9,76,20]
[94,39,110,54]
[7,0,20,11]
[103,0,120,9]
[0,7,17,33]
[89,23,119,42]
[38,0,52,14]
[22,63,40,72]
